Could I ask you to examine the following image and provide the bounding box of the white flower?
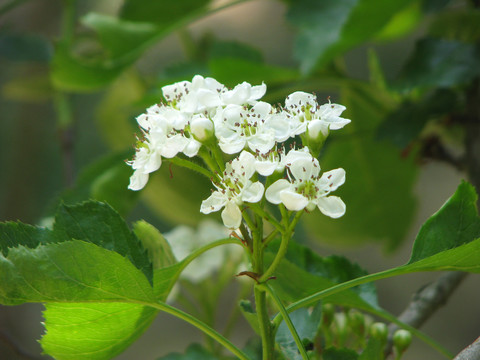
[265,150,346,218]
[165,220,243,283]
[162,75,225,114]
[190,114,214,142]
[214,102,291,154]
[221,81,267,105]
[284,91,350,137]
[200,151,264,229]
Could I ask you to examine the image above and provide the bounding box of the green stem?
[166,156,213,179]
[249,203,283,233]
[260,211,303,283]
[140,300,250,360]
[60,0,75,46]
[254,286,274,360]
[260,283,310,360]
[199,148,221,175]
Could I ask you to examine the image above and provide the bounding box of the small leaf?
[395,38,480,91]
[0,240,154,305]
[239,300,259,334]
[42,303,157,360]
[408,181,480,264]
[276,303,322,360]
[53,201,152,284]
[0,222,58,256]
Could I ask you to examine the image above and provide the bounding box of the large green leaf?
[286,0,414,73]
[0,240,154,305]
[267,240,378,311]
[395,38,480,91]
[41,303,157,360]
[53,201,152,284]
[303,82,417,250]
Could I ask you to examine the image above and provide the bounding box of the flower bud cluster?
[127,75,351,229]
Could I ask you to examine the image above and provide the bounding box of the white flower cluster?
[128,75,350,229]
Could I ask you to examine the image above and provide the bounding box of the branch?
[385,271,468,357]
[453,337,480,360]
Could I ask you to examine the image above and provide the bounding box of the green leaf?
[157,343,219,360]
[51,46,125,91]
[53,201,153,284]
[133,220,176,270]
[0,240,154,305]
[0,32,52,62]
[267,240,378,311]
[41,303,157,360]
[408,181,480,263]
[429,10,480,43]
[286,0,414,73]
[377,88,460,148]
[373,2,421,41]
[0,222,58,256]
[303,82,417,250]
[275,303,322,360]
[323,347,358,360]
[395,38,480,91]
[120,0,211,24]
[81,13,159,59]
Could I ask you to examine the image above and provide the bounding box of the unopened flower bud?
[393,329,412,355]
[190,115,214,142]
[369,322,388,343]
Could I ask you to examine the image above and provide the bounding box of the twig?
[453,337,480,360]
[385,271,468,357]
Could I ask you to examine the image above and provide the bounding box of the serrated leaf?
[0,240,154,305]
[303,82,417,250]
[267,240,378,311]
[395,38,480,91]
[53,201,152,284]
[408,181,480,263]
[286,0,414,73]
[0,222,58,256]
[276,303,322,360]
[41,303,157,360]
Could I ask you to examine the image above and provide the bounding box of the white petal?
[285,91,316,110]
[128,171,149,191]
[222,82,250,105]
[326,117,351,130]
[221,201,242,229]
[219,137,246,154]
[316,195,346,218]
[289,157,318,181]
[307,119,329,139]
[249,83,267,102]
[280,190,309,211]
[143,151,162,173]
[265,179,291,204]
[200,192,226,214]
[242,182,264,203]
[162,135,188,158]
[318,168,346,192]
[255,160,277,176]
[247,133,276,154]
[183,139,201,157]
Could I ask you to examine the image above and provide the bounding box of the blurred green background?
[1,0,479,358]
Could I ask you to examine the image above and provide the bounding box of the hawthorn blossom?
[265,150,346,218]
[200,151,264,229]
[221,81,267,105]
[284,91,351,138]
[214,102,291,154]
